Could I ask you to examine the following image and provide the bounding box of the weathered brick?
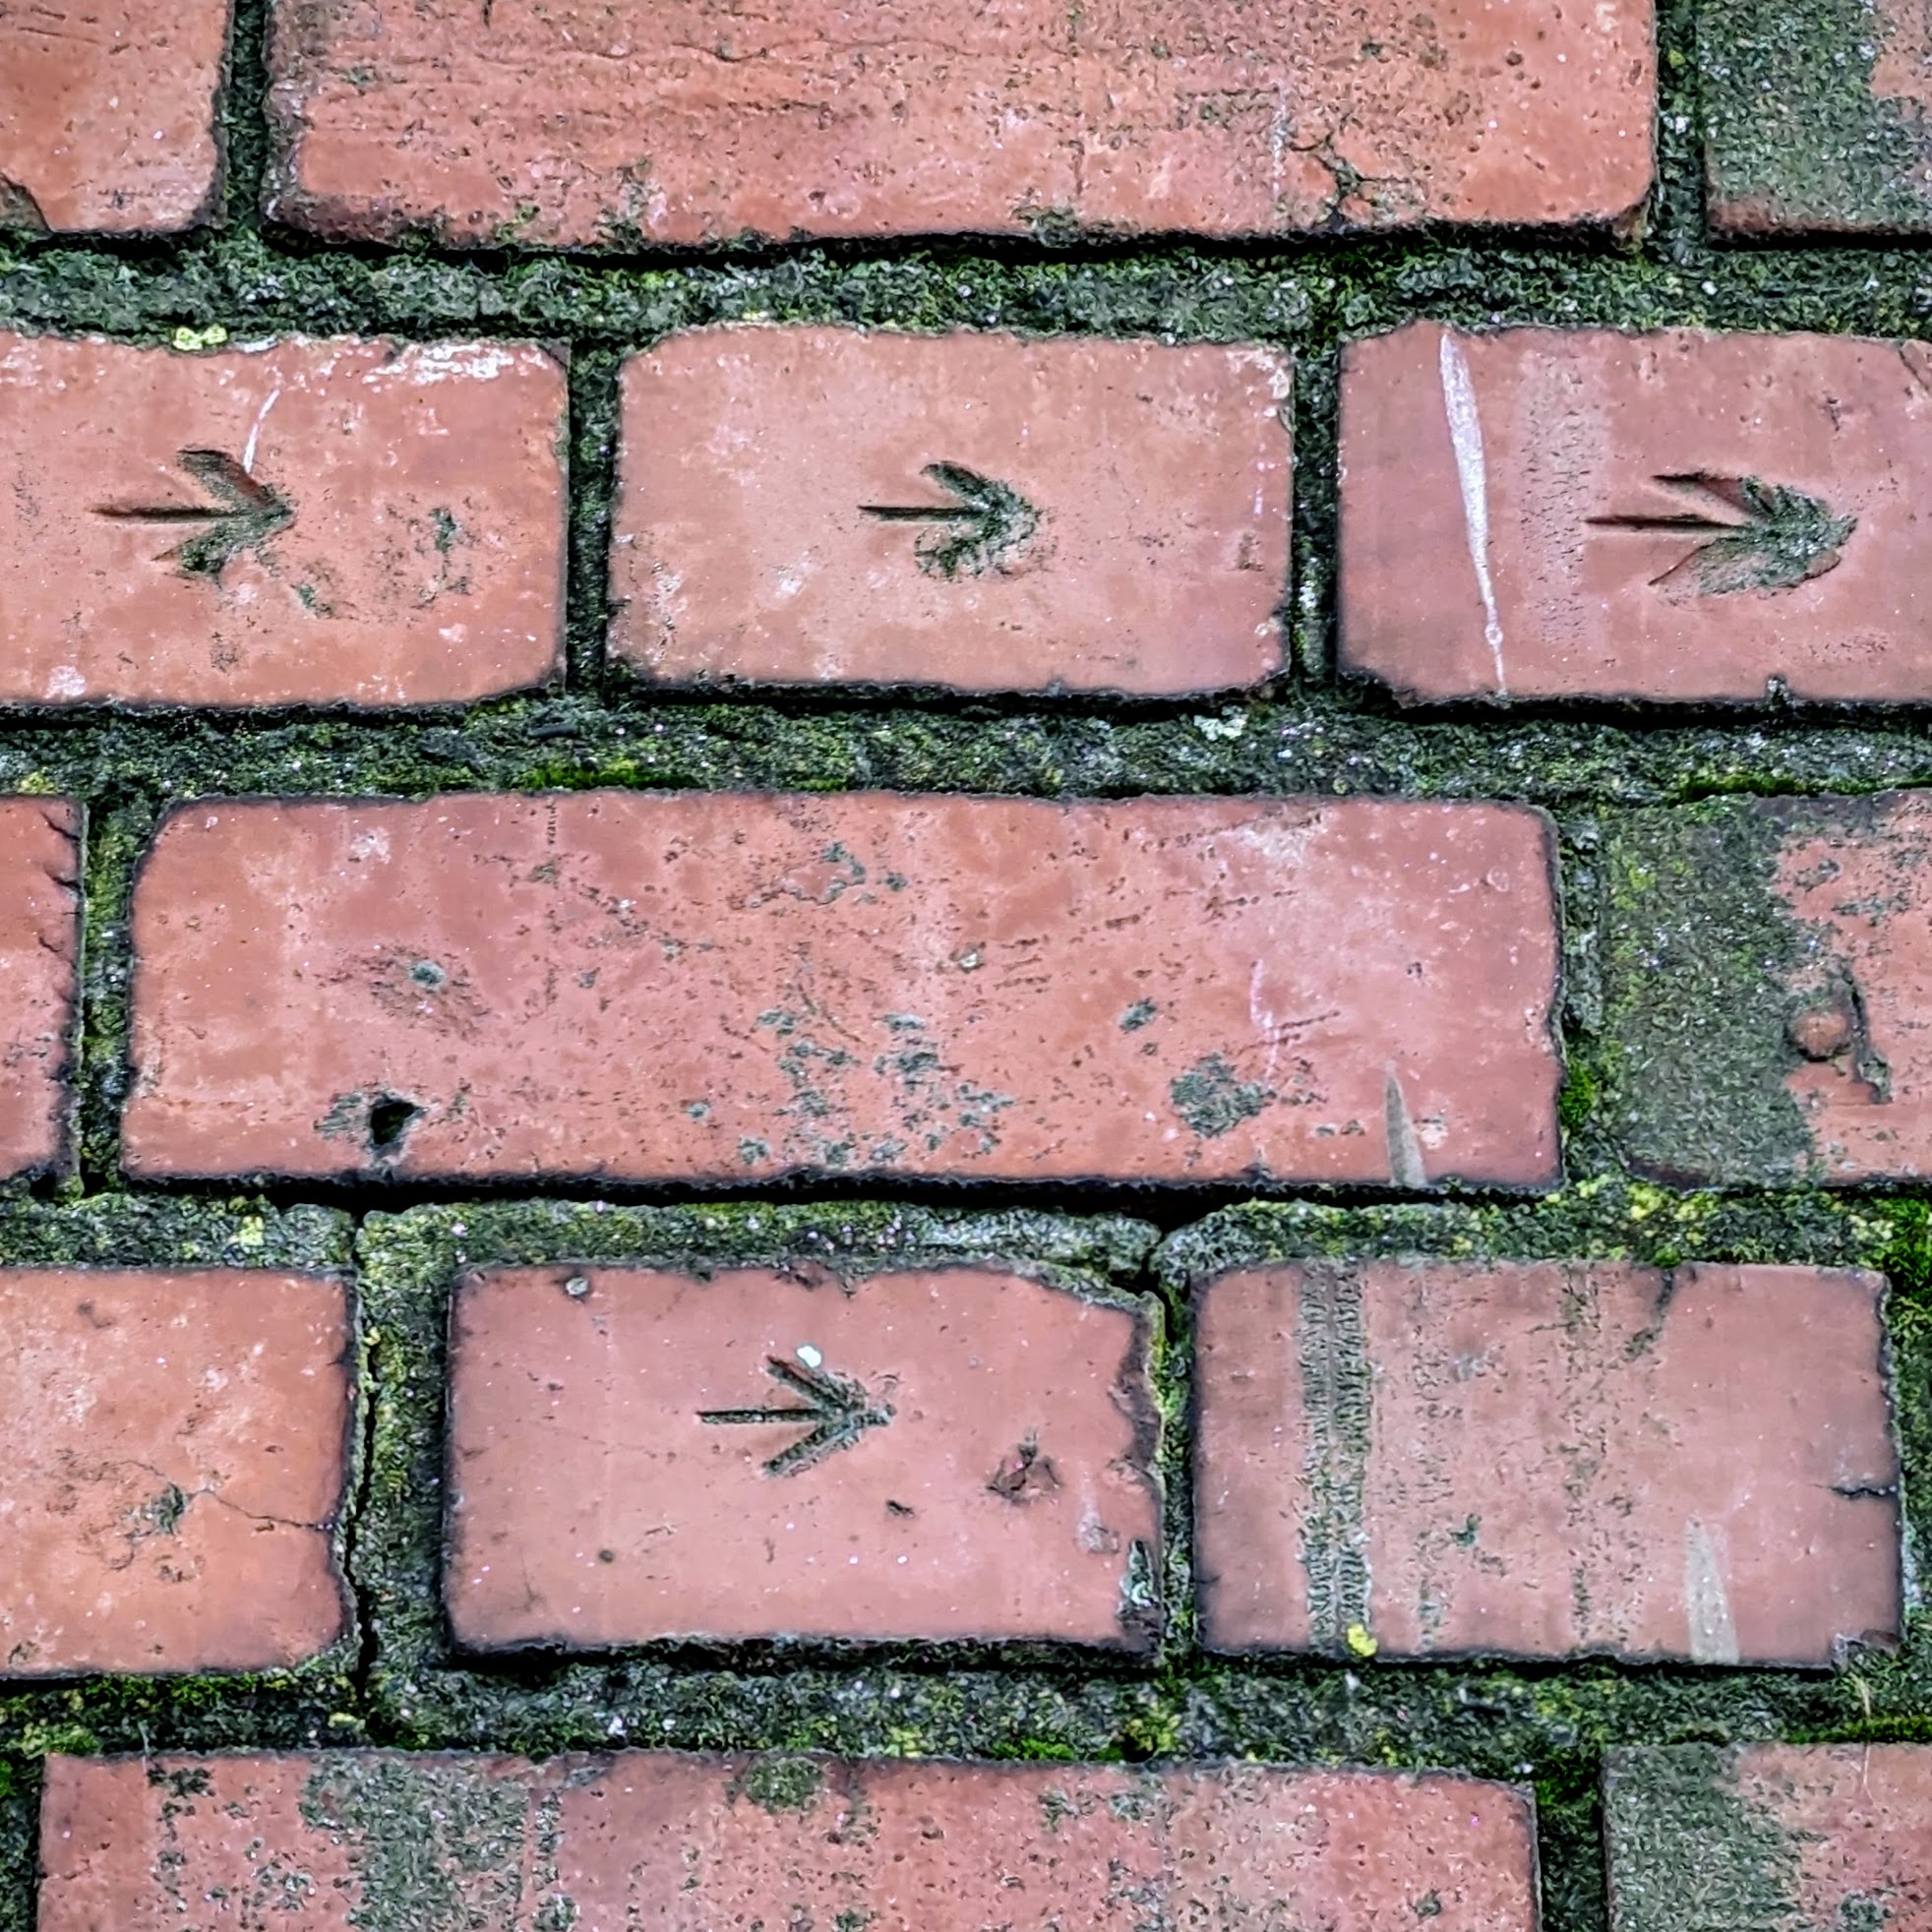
[447,1263,1162,1651]
[0,799,81,1179]
[1193,1260,1900,1663]
[122,792,1561,1188]
[0,0,228,235]
[1605,1744,1932,1932]
[0,1269,352,1676]
[0,333,565,708]
[1602,791,1932,1184]
[612,327,1290,695]
[265,0,1656,248]
[38,1750,1541,1930]
[1340,323,1932,706]
[1702,0,1932,235]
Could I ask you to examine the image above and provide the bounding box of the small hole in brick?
[366,1094,422,1157]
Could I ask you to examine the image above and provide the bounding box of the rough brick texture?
[446,1263,1162,1651]
[1341,323,1932,706]
[1193,1261,1900,1664]
[0,1269,352,1676]
[0,0,228,234]
[265,0,1656,247]
[1605,791,1932,1184]
[38,1750,1540,1930]
[0,333,566,708]
[612,328,1291,695]
[122,792,1561,1188]
[1605,1744,1932,1932]
[0,798,81,1178]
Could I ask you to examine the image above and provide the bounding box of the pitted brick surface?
[0,0,228,234]
[37,1751,1541,1931]
[446,1263,1163,1650]
[266,0,1656,247]
[1194,1260,1900,1664]
[0,333,566,707]
[122,791,1562,1188]
[613,327,1291,695]
[0,1269,352,1676]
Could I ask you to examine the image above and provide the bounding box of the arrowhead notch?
[861,460,1040,578]
[698,1355,893,1476]
[1589,471,1856,596]
[94,448,295,580]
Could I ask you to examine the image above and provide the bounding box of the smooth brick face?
[0,1270,352,1676]
[1606,1745,1932,1932]
[122,792,1561,1188]
[266,0,1655,248]
[0,334,565,708]
[612,328,1291,696]
[447,1264,1162,1651]
[1703,0,1932,235]
[38,1750,1540,1931]
[1193,1261,1900,1663]
[0,799,81,1178]
[0,0,227,234]
[1341,324,1932,705]
[1604,792,1932,1184]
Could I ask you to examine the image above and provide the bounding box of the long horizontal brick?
[612,328,1291,695]
[0,334,565,708]
[38,1750,1541,1930]
[1602,791,1932,1184]
[447,1263,1162,1651]
[1193,1260,1900,1663]
[0,799,81,1179]
[0,1269,352,1676]
[0,0,228,234]
[1605,1744,1932,1932]
[1702,0,1932,235]
[265,0,1656,248]
[122,793,1561,1187]
[1340,323,1932,705]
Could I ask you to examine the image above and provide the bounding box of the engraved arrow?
[860,460,1040,579]
[698,1356,893,1477]
[94,448,295,580]
[1588,471,1855,596]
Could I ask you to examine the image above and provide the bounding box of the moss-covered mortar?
[8,0,1932,1926]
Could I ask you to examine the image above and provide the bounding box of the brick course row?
[0,1255,1897,1674]
[14,321,1932,707]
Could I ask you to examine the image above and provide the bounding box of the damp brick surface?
[611,327,1292,696]
[119,791,1562,1189]
[1191,1259,1902,1665]
[36,1749,1542,1932]
[4,2,1932,1929]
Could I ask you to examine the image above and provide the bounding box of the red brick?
[0,800,81,1179]
[122,792,1561,1188]
[0,1269,352,1676]
[612,328,1289,695]
[265,0,1656,248]
[37,1750,1541,1931]
[0,0,227,235]
[447,1263,1162,1651]
[0,333,565,708]
[1193,1260,1900,1663]
[1340,323,1932,706]
[1606,1744,1932,1932]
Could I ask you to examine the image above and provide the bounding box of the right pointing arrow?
[861,460,1040,579]
[1589,471,1855,596]
[94,448,295,580]
[698,1356,893,1477]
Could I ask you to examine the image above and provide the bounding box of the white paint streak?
[368,341,526,387]
[241,383,281,473]
[1437,331,1508,696]
[1384,1066,1428,1189]
[1684,1520,1741,1663]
